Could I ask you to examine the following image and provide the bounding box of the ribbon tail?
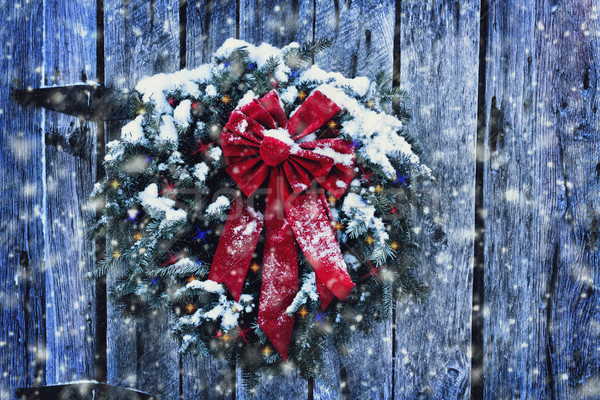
[208,198,264,301]
[258,170,298,361]
[285,189,355,302]
[315,274,336,310]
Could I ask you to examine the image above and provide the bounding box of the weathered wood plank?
[186,0,237,67]
[104,1,181,398]
[42,0,97,384]
[315,0,394,80]
[312,338,342,400]
[182,3,238,398]
[395,1,478,398]
[236,1,314,398]
[313,1,396,399]
[239,0,314,48]
[0,2,46,399]
[180,355,235,400]
[482,1,600,398]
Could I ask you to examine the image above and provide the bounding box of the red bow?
[208,90,356,360]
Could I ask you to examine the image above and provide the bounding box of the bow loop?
[210,89,356,361]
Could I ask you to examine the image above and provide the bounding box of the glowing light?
[262,346,272,357]
[297,91,307,101]
[298,307,309,318]
[250,262,261,273]
[375,185,383,194]
[391,241,400,251]
[221,94,231,104]
[185,303,196,314]
[133,232,143,241]
[110,179,119,189]
[365,236,375,246]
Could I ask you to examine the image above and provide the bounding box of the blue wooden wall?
[1,0,599,399]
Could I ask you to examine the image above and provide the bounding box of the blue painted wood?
[0,1,46,399]
[5,1,600,400]
[394,1,478,398]
[43,0,98,385]
[239,0,314,48]
[103,1,181,398]
[236,1,314,399]
[186,0,238,68]
[314,1,396,398]
[482,1,600,398]
[182,2,239,399]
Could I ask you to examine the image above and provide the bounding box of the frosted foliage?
[205,84,217,96]
[215,38,298,82]
[186,279,225,294]
[192,162,209,184]
[104,140,124,162]
[299,65,371,97]
[158,115,178,146]
[235,90,258,109]
[286,273,319,314]
[205,195,231,216]
[315,85,432,180]
[208,147,222,163]
[173,99,192,129]
[138,184,186,233]
[177,283,254,332]
[166,151,184,165]
[280,85,299,104]
[135,65,212,114]
[343,254,361,271]
[342,193,389,244]
[121,115,145,143]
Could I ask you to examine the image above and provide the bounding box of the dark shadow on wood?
[16,382,156,400]
[94,0,108,383]
[392,2,402,400]
[473,0,490,398]
[180,0,187,69]
[11,85,139,122]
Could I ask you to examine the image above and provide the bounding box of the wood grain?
[236,1,314,398]
[315,0,395,80]
[104,1,181,398]
[4,2,600,400]
[0,1,46,399]
[239,0,314,47]
[42,0,98,384]
[181,2,239,398]
[186,0,238,67]
[313,1,396,398]
[395,0,479,398]
[482,1,600,398]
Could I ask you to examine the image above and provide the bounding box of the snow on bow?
[208,90,356,360]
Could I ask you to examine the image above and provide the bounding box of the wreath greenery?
[88,38,431,387]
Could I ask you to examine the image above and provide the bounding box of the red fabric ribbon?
[208,90,356,360]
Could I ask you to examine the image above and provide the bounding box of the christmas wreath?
[89,38,432,386]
